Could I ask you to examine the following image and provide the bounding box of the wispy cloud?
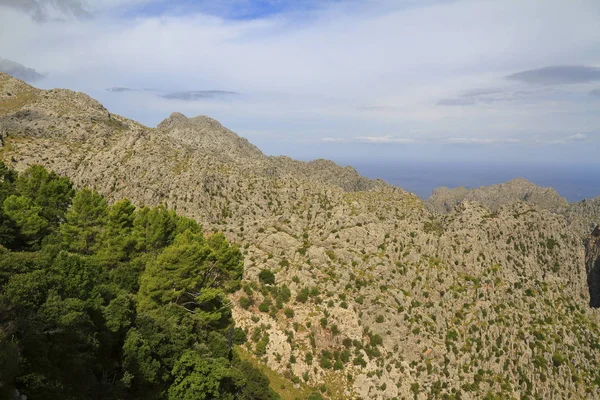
[446,137,521,145]
[161,90,238,101]
[106,87,155,92]
[322,137,347,143]
[590,89,600,97]
[436,98,476,106]
[322,135,418,144]
[551,133,588,144]
[357,135,418,144]
[0,0,91,21]
[506,65,600,85]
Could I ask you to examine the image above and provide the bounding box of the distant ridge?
[427,177,569,214]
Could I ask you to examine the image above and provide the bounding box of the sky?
[0,0,599,165]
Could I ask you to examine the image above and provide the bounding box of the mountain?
[426,178,570,215]
[2,72,600,399]
[0,58,44,82]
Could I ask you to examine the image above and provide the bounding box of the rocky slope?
[586,226,600,308]
[2,72,600,399]
[427,178,570,215]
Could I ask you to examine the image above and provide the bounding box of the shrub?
[233,327,247,344]
[296,288,309,303]
[258,300,271,313]
[552,353,565,367]
[370,334,383,346]
[239,296,253,310]
[353,356,367,367]
[341,349,351,363]
[319,356,332,369]
[284,307,294,318]
[330,324,339,336]
[305,352,313,364]
[258,269,275,285]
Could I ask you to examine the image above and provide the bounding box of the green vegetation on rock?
[0,163,277,400]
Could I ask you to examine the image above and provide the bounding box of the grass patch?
[236,346,315,400]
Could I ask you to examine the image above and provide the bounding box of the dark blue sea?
[347,162,600,202]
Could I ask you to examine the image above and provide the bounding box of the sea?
[347,161,600,202]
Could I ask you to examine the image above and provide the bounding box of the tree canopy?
[0,162,277,400]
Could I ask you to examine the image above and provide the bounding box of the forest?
[0,162,278,400]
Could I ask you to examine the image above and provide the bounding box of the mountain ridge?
[2,72,600,399]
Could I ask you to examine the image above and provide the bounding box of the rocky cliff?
[2,72,600,399]
[427,178,570,215]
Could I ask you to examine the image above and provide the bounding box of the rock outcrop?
[2,72,600,399]
[427,178,569,214]
[586,226,600,307]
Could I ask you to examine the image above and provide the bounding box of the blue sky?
[0,0,599,165]
[123,0,349,20]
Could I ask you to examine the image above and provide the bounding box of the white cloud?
[446,137,521,144]
[0,0,599,161]
[321,135,418,144]
[356,136,419,144]
[551,133,588,144]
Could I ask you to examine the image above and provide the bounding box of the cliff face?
[2,72,600,399]
[586,226,600,307]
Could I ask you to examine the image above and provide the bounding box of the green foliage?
[552,353,565,368]
[296,287,309,303]
[284,307,295,318]
[0,164,276,400]
[61,188,107,254]
[258,269,276,285]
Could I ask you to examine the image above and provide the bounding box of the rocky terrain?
[426,179,570,215]
[2,72,600,399]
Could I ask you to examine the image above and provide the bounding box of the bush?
[284,308,294,318]
[233,327,247,344]
[353,356,367,367]
[258,269,275,285]
[330,324,339,336]
[296,288,309,303]
[552,353,565,367]
[239,296,252,309]
[370,334,383,346]
[319,356,332,369]
[258,300,271,313]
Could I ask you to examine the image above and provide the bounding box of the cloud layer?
[506,66,600,85]
[0,0,598,163]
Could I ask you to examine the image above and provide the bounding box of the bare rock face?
[568,197,600,236]
[2,72,600,399]
[427,178,569,214]
[586,226,600,307]
[157,112,265,161]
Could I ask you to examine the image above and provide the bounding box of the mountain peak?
[158,112,225,131]
[427,177,569,213]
